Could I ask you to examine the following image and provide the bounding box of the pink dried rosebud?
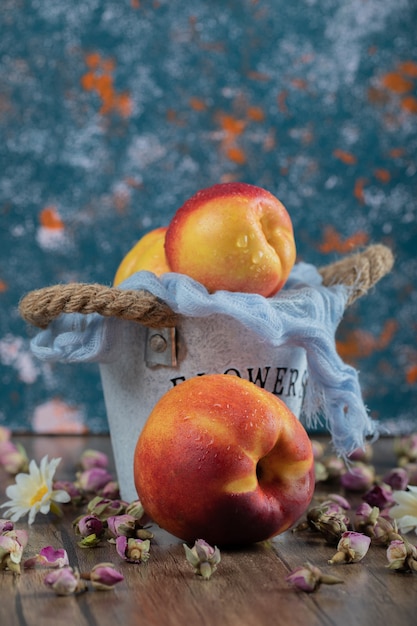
[386,538,417,572]
[0,532,26,574]
[325,494,351,510]
[328,531,371,564]
[382,467,409,491]
[23,546,69,569]
[79,449,109,471]
[44,566,86,595]
[86,562,124,590]
[76,468,114,493]
[107,514,137,538]
[183,539,221,580]
[0,441,29,475]
[323,456,346,480]
[116,536,151,564]
[74,514,105,538]
[285,562,343,592]
[404,463,417,486]
[340,462,375,492]
[312,514,350,544]
[0,519,14,533]
[86,496,127,521]
[314,461,329,483]
[53,480,84,503]
[100,481,120,499]
[362,484,394,509]
[354,503,380,535]
[348,443,373,463]
[124,499,150,523]
[0,426,11,442]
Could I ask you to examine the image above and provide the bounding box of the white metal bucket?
[100,314,308,502]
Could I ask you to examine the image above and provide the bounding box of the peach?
[113,227,171,286]
[134,374,314,546]
[164,182,296,297]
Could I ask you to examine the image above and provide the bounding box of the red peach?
[134,374,314,546]
[164,182,296,297]
[113,227,170,286]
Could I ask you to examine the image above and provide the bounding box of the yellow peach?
[113,227,170,286]
[164,182,296,297]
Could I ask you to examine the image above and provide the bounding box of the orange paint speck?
[81,53,132,118]
[337,319,398,362]
[277,90,289,114]
[189,97,207,111]
[401,95,417,114]
[374,168,391,183]
[39,206,64,230]
[381,72,413,94]
[290,78,308,90]
[319,225,368,254]
[131,0,140,8]
[333,149,357,165]
[0,279,7,293]
[218,114,246,136]
[406,365,417,385]
[354,178,368,204]
[226,146,246,165]
[246,106,265,122]
[397,60,417,78]
[388,147,406,159]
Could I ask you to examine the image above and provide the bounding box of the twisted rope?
[19,244,394,329]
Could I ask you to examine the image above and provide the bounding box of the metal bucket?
[100,314,308,502]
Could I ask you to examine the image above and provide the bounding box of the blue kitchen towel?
[30,263,379,456]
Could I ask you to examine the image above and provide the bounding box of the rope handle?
[19,244,394,330]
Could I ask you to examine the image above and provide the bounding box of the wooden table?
[1,435,416,626]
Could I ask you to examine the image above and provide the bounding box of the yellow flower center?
[29,483,49,506]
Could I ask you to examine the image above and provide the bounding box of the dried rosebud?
[354,503,380,535]
[382,467,409,491]
[0,532,26,574]
[76,468,114,493]
[314,461,329,483]
[311,440,326,460]
[285,562,343,592]
[312,514,349,543]
[0,441,29,475]
[53,480,84,504]
[348,444,373,463]
[323,456,346,480]
[124,499,150,525]
[340,462,375,492]
[107,514,137,538]
[44,566,86,595]
[404,463,417,486]
[100,481,120,500]
[362,484,394,509]
[307,502,349,529]
[325,494,351,510]
[86,562,124,590]
[24,546,69,569]
[0,519,14,533]
[116,536,151,564]
[74,514,105,538]
[183,539,221,580]
[394,434,417,465]
[386,538,417,572]
[86,497,127,521]
[0,426,11,442]
[372,516,402,546]
[328,531,371,564]
[79,449,109,471]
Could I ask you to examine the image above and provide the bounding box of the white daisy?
[0,456,71,524]
[390,485,417,535]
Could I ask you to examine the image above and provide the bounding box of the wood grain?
[1,435,416,626]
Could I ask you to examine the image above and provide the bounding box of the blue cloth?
[30,263,379,456]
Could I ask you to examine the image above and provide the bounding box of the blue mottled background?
[1,0,416,434]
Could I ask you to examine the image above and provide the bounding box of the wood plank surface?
[1,435,416,626]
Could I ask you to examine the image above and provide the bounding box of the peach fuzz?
[113,227,171,285]
[134,374,314,547]
[164,182,296,297]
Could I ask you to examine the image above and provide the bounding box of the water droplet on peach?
[236,234,249,248]
[251,250,264,264]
